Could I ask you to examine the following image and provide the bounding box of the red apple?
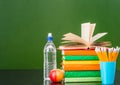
[49,69,64,82]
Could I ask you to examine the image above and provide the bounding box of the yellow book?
[63,60,100,64]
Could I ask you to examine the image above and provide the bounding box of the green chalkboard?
[0,0,120,70]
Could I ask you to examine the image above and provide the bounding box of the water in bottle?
[43,33,57,80]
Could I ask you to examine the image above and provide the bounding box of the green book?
[65,71,100,78]
[65,77,101,82]
[65,82,101,85]
[63,55,99,61]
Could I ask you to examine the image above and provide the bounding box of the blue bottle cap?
[47,33,53,41]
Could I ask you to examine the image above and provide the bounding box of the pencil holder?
[100,62,116,84]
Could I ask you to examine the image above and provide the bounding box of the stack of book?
[59,22,111,82]
[61,48,101,82]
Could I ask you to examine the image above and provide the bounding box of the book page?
[62,33,88,45]
[91,33,107,43]
[89,23,96,41]
[81,22,91,43]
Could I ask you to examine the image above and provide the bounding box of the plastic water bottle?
[43,33,57,80]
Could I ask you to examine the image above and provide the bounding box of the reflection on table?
[43,80,102,85]
[43,70,120,85]
[43,80,63,85]
[65,82,101,85]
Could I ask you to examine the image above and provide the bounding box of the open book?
[59,22,111,49]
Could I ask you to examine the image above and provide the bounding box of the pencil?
[95,47,105,61]
[112,48,117,61]
[101,47,108,61]
[113,48,119,61]
[108,48,113,61]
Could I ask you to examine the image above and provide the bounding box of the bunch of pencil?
[95,47,120,62]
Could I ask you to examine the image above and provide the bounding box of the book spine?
[63,55,99,60]
[64,77,101,82]
[62,64,100,71]
[62,50,97,55]
[65,71,100,78]
[63,60,100,64]
[65,82,101,85]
